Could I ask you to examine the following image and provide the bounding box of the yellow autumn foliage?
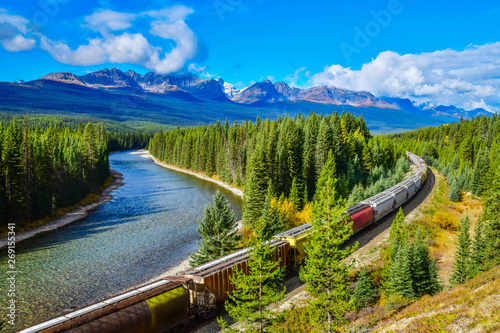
[271,198,312,230]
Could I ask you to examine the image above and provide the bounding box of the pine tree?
[314,149,336,199]
[450,216,471,285]
[2,120,24,222]
[387,240,414,306]
[483,171,500,268]
[288,177,303,210]
[243,143,268,225]
[258,194,286,240]
[449,176,460,202]
[219,217,285,333]
[471,147,490,196]
[190,190,242,267]
[410,230,441,297]
[299,162,357,332]
[387,208,408,262]
[352,268,375,310]
[468,216,486,278]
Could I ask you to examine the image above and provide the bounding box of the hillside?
[0,79,443,134]
[371,265,500,332]
[2,67,489,134]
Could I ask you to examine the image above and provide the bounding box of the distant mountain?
[41,72,86,86]
[381,96,490,121]
[0,68,493,134]
[80,68,141,89]
[231,80,396,108]
[216,79,241,98]
[127,71,228,100]
[39,68,397,109]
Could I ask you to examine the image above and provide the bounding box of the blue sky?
[1,0,500,110]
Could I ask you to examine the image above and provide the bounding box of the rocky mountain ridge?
[34,68,491,120]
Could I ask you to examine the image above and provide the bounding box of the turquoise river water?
[0,150,243,332]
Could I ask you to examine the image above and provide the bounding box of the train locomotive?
[20,152,427,333]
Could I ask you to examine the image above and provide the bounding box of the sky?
[0,0,500,111]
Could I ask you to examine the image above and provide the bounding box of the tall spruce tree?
[409,230,442,297]
[483,170,500,268]
[258,194,286,240]
[190,190,241,267]
[468,216,486,278]
[449,176,460,202]
[352,268,375,311]
[300,153,357,333]
[288,177,303,210]
[243,142,268,225]
[450,216,471,286]
[387,240,414,306]
[219,217,285,333]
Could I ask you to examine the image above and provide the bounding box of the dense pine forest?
[0,117,151,230]
[387,114,499,198]
[148,111,408,226]
[386,114,500,270]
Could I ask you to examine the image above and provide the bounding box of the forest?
[386,113,500,272]
[387,114,499,201]
[149,111,500,331]
[148,111,409,226]
[0,117,151,230]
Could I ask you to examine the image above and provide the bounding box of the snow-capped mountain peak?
[216,78,241,98]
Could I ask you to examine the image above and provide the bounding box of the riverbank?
[138,150,244,199]
[137,149,245,284]
[0,169,124,249]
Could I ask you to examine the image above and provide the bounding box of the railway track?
[21,154,433,333]
[191,168,436,333]
[347,167,435,249]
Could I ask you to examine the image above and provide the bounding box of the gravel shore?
[140,150,243,199]
[0,169,124,249]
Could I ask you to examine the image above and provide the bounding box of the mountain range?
[0,68,491,133]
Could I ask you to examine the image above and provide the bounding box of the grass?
[399,169,484,285]
[372,265,500,332]
[347,167,493,332]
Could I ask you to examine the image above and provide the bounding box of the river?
[0,151,243,332]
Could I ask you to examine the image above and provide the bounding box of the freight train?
[20,152,427,333]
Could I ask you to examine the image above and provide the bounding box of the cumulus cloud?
[311,43,500,111]
[0,9,36,52]
[40,5,198,74]
[84,9,136,32]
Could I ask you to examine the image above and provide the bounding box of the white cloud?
[0,9,36,52]
[188,63,207,72]
[2,33,36,51]
[39,5,198,74]
[84,9,136,32]
[143,5,194,21]
[311,43,500,111]
[284,67,307,87]
[148,19,198,73]
[40,36,107,65]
